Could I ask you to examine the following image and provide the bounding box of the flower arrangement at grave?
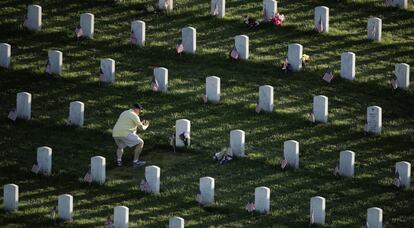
[213,145,233,164]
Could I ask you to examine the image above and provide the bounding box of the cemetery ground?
[1,0,414,227]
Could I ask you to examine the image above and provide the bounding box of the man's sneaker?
[116,160,123,167]
[133,160,146,167]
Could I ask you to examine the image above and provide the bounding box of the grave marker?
[263,0,277,22]
[395,161,411,188]
[340,52,356,80]
[91,156,106,184]
[26,5,42,31]
[145,165,160,194]
[169,216,184,228]
[175,119,191,147]
[80,13,94,38]
[211,0,225,18]
[283,140,299,169]
[314,6,329,33]
[339,150,355,177]
[114,206,129,228]
[182,27,196,54]
[199,177,215,206]
[131,20,145,47]
[310,196,325,224]
[366,106,382,135]
[48,50,62,75]
[154,67,168,92]
[58,194,73,221]
[37,146,52,175]
[367,207,382,228]
[255,186,270,213]
[69,101,84,127]
[0,43,11,68]
[230,130,245,157]
[287,44,303,71]
[100,58,115,83]
[259,85,274,112]
[368,18,382,42]
[159,0,173,12]
[206,76,220,102]
[16,92,31,120]
[3,184,18,211]
[235,35,249,60]
[395,63,410,90]
[313,95,328,123]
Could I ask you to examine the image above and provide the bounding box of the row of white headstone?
[1,42,409,89]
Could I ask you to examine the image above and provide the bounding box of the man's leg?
[133,141,144,161]
[116,148,124,161]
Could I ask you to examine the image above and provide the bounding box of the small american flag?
[179,132,190,147]
[255,101,261,114]
[262,7,267,21]
[150,76,159,92]
[31,162,40,174]
[201,94,208,104]
[196,190,203,205]
[46,60,52,74]
[245,201,255,212]
[8,108,17,121]
[130,31,137,45]
[165,0,172,10]
[75,26,83,38]
[333,161,340,177]
[310,209,314,224]
[230,47,239,60]
[84,168,92,184]
[213,0,219,16]
[281,58,288,72]
[309,111,315,123]
[391,78,398,90]
[104,220,114,228]
[99,68,105,82]
[393,170,401,188]
[23,15,28,28]
[169,134,176,152]
[365,221,370,228]
[316,17,324,33]
[176,42,184,54]
[364,123,369,135]
[281,159,288,170]
[140,177,151,193]
[51,207,57,220]
[323,69,334,83]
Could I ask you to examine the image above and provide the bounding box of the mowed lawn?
[0,0,414,227]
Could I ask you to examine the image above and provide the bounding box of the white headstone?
[263,0,277,22]
[314,6,329,33]
[206,76,220,102]
[367,207,383,228]
[368,17,382,42]
[283,140,299,169]
[48,50,62,75]
[340,52,356,80]
[199,177,214,206]
[145,165,160,194]
[339,150,355,177]
[395,161,411,188]
[211,0,225,18]
[91,156,106,184]
[58,194,73,221]
[175,119,191,147]
[100,58,115,83]
[114,206,129,228]
[235,35,249,60]
[313,95,328,123]
[154,67,168,92]
[259,85,274,112]
[391,0,408,9]
[69,101,84,127]
[310,196,325,225]
[16,92,31,120]
[80,13,94,38]
[27,5,42,31]
[287,43,303,71]
[366,106,382,135]
[159,0,173,12]
[3,184,18,211]
[0,43,11,68]
[182,27,196,54]
[169,216,184,228]
[255,186,270,213]
[395,63,410,90]
[230,129,245,157]
[37,146,52,175]
[131,20,145,47]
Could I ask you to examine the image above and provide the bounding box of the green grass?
[1,0,414,227]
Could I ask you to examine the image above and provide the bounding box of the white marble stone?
[0,43,11,68]
[58,194,73,221]
[114,206,129,228]
[314,6,329,33]
[391,0,408,9]
[367,207,383,228]
[368,17,382,42]
[235,35,249,60]
[48,50,62,75]
[283,140,299,169]
[37,146,52,175]
[169,216,184,228]
[230,130,245,157]
[175,119,191,147]
[395,63,410,90]
[26,5,42,31]
[199,177,214,206]
[206,76,220,102]
[366,106,382,135]
[3,184,18,211]
[255,186,270,213]
[259,85,274,112]
[287,43,303,71]
[91,156,106,184]
[131,20,145,47]
[182,27,196,54]
[16,92,31,120]
[159,0,173,12]
[69,101,84,127]
[340,52,355,80]
[313,95,328,123]
[100,58,115,83]
[396,161,411,188]
[154,67,168,92]
[263,0,277,22]
[211,0,225,18]
[339,150,355,177]
[310,196,325,224]
[145,165,160,194]
[80,13,94,38]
